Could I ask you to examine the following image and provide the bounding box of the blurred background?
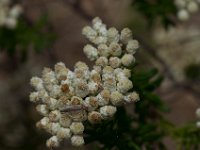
[0,0,200,149]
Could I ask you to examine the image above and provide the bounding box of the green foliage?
[132,0,177,28]
[0,15,55,61]
[172,123,200,150]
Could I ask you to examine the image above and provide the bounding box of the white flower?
[84,97,98,111]
[49,110,61,122]
[46,136,60,148]
[177,9,190,21]
[30,17,140,148]
[56,127,71,139]
[97,44,110,57]
[126,40,139,54]
[70,122,85,134]
[109,57,121,68]
[124,92,140,103]
[30,77,44,91]
[107,27,120,43]
[175,0,200,21]
[29,92,39,103]
[100,105,117,118]
[109,42,122,56]
[0,0,22,28]
[59,114,72,128]
[110,91,123,106]
[121,54,135,67]
[96,90,110,106]
[71,135,85,147]
[9,4,23,18]
[120,28,133,44]
[117,78,133,94]
[36,104,49,116]
[96,56,108,67]
[187,1,199,13]
[83,44,98,61]
[88,111,102,124]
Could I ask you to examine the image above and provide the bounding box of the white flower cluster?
[196,108,200,127]
[29,17,140,149]
[0,0,22,29]
[175,0,200,21]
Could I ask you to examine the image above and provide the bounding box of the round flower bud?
[47,122,61,135]
[70,122,84,134]
[93,65,102,73]
[103,77,117,92]
[123,69,131,78]
[88,81,99,94]
[71,96,83,105]
[120,28,132,44]
[88,111,102,124]
[44,97,58,110]
[56,127,71,139]
[46,136,60,148]
[49,110,61,122]
[121,54,135,67]
[90,70,101,83]
[54,62,69,81]
[187,1,199,13]
[97,89,110,106]
[83,44,98,61]
[100,105,117,118]
[29,92,40,103]
[117,79,133,93]
[177,9,189,21]
[126,39,139,54]
[110,91,123,106]
[92,17,103,30]
[107,27,120,43]
[75,61,89,70]
[59,114,72,127]
[82,26,97,41]
[98,44,110,57]
[49,85,62,98]
[109,42,122,56]
[74,81,89,98]
[84,97,98,111]
[109,57,121,68]
[96,57,108,67]
[36,117,49,129]
[36,104,49,116]
[38,90,49,101]
[196,108,200,118]
[30,77,44,91]
[42,67,57,85]
[103,66,114,75]
[71,135,85,147]
[124,92,140,103]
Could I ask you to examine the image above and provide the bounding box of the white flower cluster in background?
[0,0,23,29]
[175,0,200,21]
[29,17,140,149]
[196,108,200,127]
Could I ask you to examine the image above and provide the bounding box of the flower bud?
[70,122,84,134]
